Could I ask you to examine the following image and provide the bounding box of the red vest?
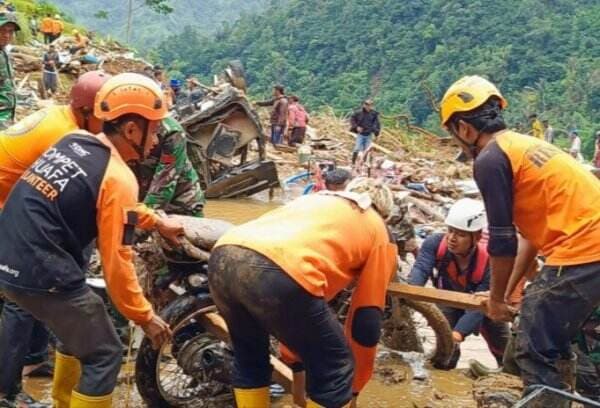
[435,237,488,288]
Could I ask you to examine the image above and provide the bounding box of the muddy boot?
[234,387,269,408]
[52,352,81,408]
[468,359,502,378]
[69,391,112,408]
[351,151,358,165]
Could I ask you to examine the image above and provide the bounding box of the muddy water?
[24,198,495,407]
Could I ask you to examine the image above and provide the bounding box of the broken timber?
[387,282,487,312]
[199,312,294,391]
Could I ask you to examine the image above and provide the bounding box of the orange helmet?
[70,70,112,111]
[93,73,169,122]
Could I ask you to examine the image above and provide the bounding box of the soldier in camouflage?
[136,116,206,217]
[0,13,19,129]
[388,192,418,260]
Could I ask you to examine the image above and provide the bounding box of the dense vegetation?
[154,0,600,156]
[49,0,269,50]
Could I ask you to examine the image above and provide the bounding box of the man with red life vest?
[0,73,181,408]
[440,75,600,406]
[409,198,509,369]
[208,177,398,408]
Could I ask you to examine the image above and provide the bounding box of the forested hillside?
[155,0,600,155]
[49,0,269,49]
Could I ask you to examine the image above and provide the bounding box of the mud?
[472,373,522,408]
[22,198,501,407]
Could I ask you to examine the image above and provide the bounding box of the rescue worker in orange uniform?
[49,14,63,42]
[0,70,112,408]
[39,14,53,44]
[440,75,600,407]
[0,70,109,207]
[0,73,182,408]
[409,198,509,369]
[208,177,398,408]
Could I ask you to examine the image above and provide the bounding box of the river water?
[23,197,495,407]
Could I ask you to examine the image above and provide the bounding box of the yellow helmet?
[439,75,508,126]
[345,177,394,219]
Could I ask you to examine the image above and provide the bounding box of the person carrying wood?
[0,73,182,408]
[0,70,112,408]
[208,177,397,407]
[409,198,509,369]
[0,12,18,129]
[440,75,600,407]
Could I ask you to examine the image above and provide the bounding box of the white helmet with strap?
[445,198,487,232]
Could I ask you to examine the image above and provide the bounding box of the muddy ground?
[23,199,507,407]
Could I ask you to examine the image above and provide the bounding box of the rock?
[472,373,523,408]
[375,365,408,385]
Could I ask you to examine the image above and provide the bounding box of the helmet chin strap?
[452,122,482,160]
[121,120,150,161]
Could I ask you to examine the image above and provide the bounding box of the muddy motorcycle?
[134,217,454,407]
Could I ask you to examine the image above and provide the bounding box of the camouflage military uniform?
[136,116,205,217]
[388,195,418,259]
[0,16,17,129]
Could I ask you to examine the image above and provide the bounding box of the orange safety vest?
[40,17,53,34]
[495,131,600,266]
[0,105,79,207]
[435,237,487,289]
[51,20,63,35]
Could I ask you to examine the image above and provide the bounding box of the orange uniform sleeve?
[135,202,159,230]
[96,165,154,325]
[344,242,397,393]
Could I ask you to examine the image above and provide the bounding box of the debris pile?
[472,373,523,408]
[262,109,474,229]
[11,36,150,119]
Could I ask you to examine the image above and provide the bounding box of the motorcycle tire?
[384,297,455,368]
[135,295,214,408]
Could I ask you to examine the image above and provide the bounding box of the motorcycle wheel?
[135,295,234,407]
[382,297,454,368]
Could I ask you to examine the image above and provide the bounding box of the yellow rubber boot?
[307,399,352,408]
[52,351,82,408]
[234,387,270,408]
[69,390,112,408]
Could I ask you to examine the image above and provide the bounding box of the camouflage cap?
[0,13,21,31]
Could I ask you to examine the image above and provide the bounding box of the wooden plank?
[199,312,294,391]
[387,282,487,312]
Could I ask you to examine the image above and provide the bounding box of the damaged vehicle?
[176,61,280,199]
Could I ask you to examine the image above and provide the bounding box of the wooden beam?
[199,312,294,391]
[387,282,487,312]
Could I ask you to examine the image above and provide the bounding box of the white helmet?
[445,198,487,232]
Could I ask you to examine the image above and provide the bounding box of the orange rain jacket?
[0,104,158,228]
[0,132,157,324]
[216,193,398,392]
[476,130,600,266]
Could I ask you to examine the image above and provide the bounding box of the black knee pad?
[351,307,382,347]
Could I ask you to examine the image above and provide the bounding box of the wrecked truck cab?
[180,84,280,199]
